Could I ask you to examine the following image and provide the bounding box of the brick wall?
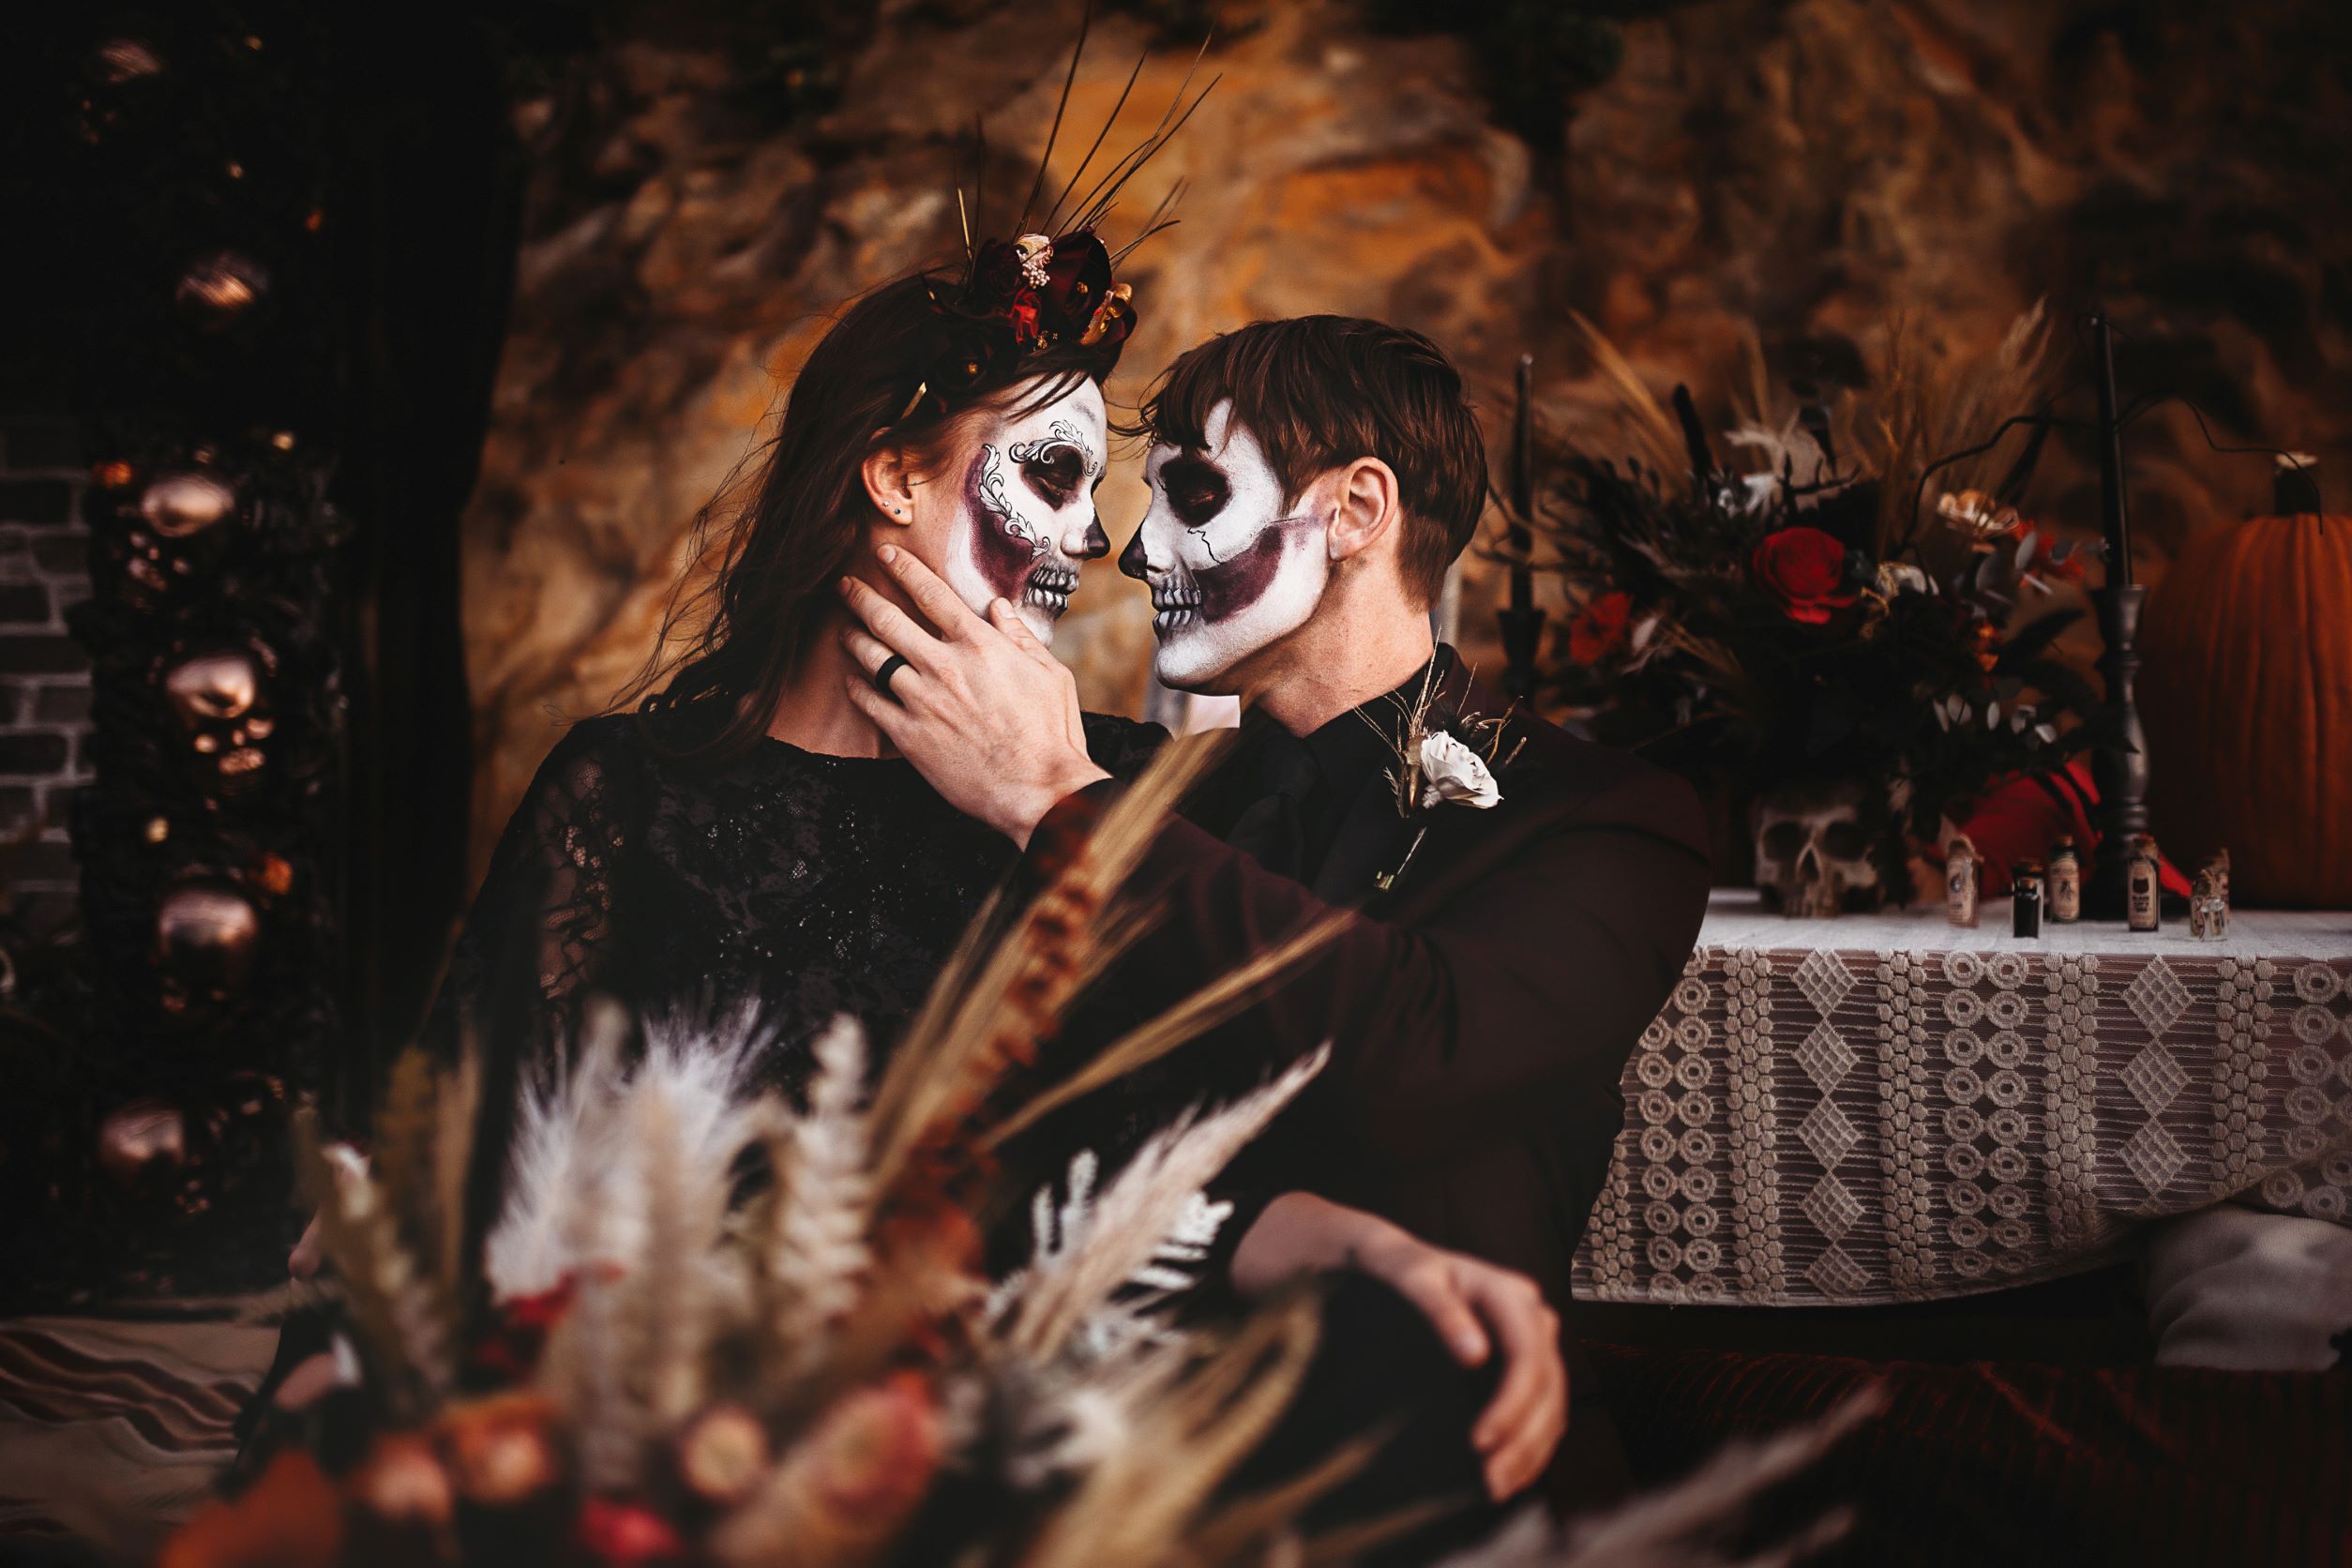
[0,413,91,938]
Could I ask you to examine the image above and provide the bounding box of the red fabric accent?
[1951,761,2194,897]
[1589,1342,2351,1567]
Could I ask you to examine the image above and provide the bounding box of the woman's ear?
[861,433,919,529]
[1325,457,1403,565]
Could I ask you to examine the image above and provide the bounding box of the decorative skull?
[1753,777,1895,919]
[101,466,241,608]
[1012,233,1054,288]
[158,641,276,793]
[152,881,262,1015]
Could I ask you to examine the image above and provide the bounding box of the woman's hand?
[1231,1191,1568,1502]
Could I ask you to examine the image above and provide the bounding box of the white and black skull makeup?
[940,377,1110,643]
[1119,400,1332,691]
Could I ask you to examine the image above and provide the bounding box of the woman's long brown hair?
[617,269,1122,765]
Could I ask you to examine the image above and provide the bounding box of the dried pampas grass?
[206,724,1880,1567]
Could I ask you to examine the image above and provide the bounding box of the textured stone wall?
[457,0,2352,869]
[0,410,93,938]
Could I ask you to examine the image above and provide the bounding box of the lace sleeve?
[423,718,641,1072]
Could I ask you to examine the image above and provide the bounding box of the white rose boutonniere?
[1417,730,1502,810]
[1370,686,1524,891]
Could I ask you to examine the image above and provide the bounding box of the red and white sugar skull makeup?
[939,377,1110,643]
[1119,400,1331,691]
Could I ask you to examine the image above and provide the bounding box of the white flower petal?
[1418,731,1501,809]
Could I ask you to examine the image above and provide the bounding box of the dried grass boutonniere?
[1369,665,1526,892]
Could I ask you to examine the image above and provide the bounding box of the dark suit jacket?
[1027,651,1713,1334]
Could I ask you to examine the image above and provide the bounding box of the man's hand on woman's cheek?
[838,546,1108,847]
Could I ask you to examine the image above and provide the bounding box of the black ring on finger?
[871,652,911,699]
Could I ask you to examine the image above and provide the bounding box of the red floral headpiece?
[890,6,1210,426]
[898,228,1138,424]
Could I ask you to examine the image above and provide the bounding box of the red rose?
[1750,526,1858,625]
[468,1276,580,1382]
[574,1497,686,1568]
[1005,293,1042,349]
[1567,590,1634,663]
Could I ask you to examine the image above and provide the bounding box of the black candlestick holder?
[1498,601,1546,701]
[1500,352,1545,701]
[2084,582,2149,919]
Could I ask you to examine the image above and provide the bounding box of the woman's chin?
[1018,603,1061,645]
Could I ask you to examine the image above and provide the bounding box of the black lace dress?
[428,705,1167,1103]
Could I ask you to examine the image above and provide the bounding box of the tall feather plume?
[1868,301,2056,550]
[546,1117,634,1489]
[986,908,1347,1150]
[371,1048,441,1269]
[612,1003,776,1403]
[621,1073,703,1430]
[1569,311,1690,483]
[1041,45,1150,234]
[1062,32,1218,238]
[370,1045,478,1354]
[1018,1291,1322,1568]
[761,1015,877,1389]
[1001,1047,1326,1364]
[521,1003,774,1489]
[432,1043,480,1304]
[292,1107,451,1420]
[482,1001,628,1304]
[1191,1425,1408,1565]
[1014,0,1093,236]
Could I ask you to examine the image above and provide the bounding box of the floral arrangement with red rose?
[1532,309,2112,900]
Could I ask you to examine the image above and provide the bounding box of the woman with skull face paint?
[246,241,1150,1455]
[422,248,1143,1116]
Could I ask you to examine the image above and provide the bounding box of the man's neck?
[1244,602,1437,737]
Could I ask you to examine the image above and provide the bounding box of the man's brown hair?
[1132,316,1487,605]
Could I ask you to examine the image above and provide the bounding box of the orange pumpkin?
[2139,460,2351,906]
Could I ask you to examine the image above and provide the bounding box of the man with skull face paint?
[841,316,1715,1534]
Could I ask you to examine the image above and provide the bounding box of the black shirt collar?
[1298,646,1448,798]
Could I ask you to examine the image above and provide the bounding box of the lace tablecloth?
[1570,893,2352,1306]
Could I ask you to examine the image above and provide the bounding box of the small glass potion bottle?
[1945,834,1981,928]
[2126,834,2162,933]
[2046,836,2082,923]
[2012,859,2044,939]
[2190,858,2231,941]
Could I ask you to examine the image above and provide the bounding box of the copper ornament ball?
[162,646,262,724]
[153,883,263,998]
[94,38,164,83]
[98,1098,187,1185]
[176,251,269,318]
[139,472,237,537]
